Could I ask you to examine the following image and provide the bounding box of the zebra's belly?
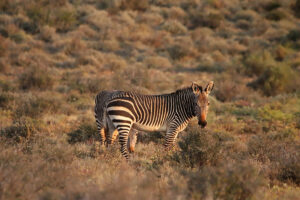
[132,122,167,132]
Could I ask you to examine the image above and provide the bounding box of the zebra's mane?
[173,86,193,95]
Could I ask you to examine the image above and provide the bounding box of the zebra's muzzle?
[198,120,207,128]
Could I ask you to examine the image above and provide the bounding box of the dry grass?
[0,0,299,199]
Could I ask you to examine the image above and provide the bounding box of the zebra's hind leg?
[128,129,138,153]
[99,127,106,145]
[111,129,119,144]
[117,128,132,160]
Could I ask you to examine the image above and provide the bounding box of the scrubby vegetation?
[0,0,299,199]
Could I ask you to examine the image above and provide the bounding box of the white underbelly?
[133,122,167,132]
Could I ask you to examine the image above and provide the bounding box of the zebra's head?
[192,81,214,128]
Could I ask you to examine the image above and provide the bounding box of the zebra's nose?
[198,120,207,128]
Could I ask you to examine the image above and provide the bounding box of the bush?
[292,0,300,18]
[286,29,300,41]
[0,119,36,142]
[0,92,13,109]
[188,162,266,200]
[266,10,286,21]
[244,50,275,77]
[161,20,187,35]
[264,1,281,11]
[248,63,297,96]
[190,12,223,29]
[248,132,299,185]
[174,127,222,168]
[14,95,61,119]
[19,67,54,90]
[67,122,99,144]
[26,1,77,32]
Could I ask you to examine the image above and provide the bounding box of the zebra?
[104,81,214,159]
[94,90,138,152]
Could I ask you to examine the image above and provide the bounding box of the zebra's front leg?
[164,128,180,150]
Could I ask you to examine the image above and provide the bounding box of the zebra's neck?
[169,87,196,119]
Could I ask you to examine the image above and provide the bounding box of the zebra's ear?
[192,82,202,95]
[204,81,214,95]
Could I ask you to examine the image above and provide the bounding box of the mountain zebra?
[94,90,138,152]
[104,81,214,159]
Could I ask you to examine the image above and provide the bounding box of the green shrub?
[286,29,300,41]
[244,50,275,77]
[248,63,297,96]
[188,162,266,200]
[19,67,54,90]
[67,122,99,144]
[174,127,222,168]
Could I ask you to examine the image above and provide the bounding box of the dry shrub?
[188,162,266,200]
[144,56,172,69]
[26,1,77,32]
[292,0,300,18]
[14,94,61,119]
[167,37,197,60]
[39,25,56,42]
[264,1,281,11]
[189,11,224,29]
[286,29,300,41]
[213,73,252,102]
[100,38,120,52]
[66,73,108,94]
[248,132,299,185]
[0,92,13,109]
[105,58,127,71]
[0,118,36,142]
[266,9,286,21]
[234,10,259,22]
[65,37,87,56]
[19,66,54,90]
[161,20,187,35]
